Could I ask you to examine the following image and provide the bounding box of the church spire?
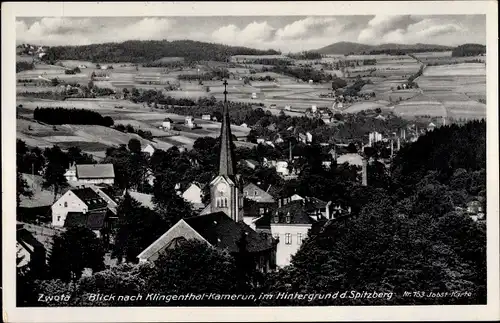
[218,79,236,177]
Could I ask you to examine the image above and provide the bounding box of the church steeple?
[218,79,236,177]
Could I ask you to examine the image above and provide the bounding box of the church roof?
[218,80,237,178]
[184,212,274,253]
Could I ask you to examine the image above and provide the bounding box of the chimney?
[362,158,368,186]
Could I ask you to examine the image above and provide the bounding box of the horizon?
[16,15,486,52]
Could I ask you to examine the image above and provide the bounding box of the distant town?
[16,17,487,306]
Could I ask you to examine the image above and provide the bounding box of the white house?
[75,164,115,185]
[306,132,313,143]
[201,114,211,120]
[142,144,156,156]
[182,183,204,208]
[275,161,290,176]
[268,201,316,267]
[368,131,383,147]
[162,118,173,130]
[64,164,77,182]
[51,187,108,227]
[185,116,196,129]
[311,105,317,113]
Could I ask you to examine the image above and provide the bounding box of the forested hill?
[315,41,452,55]
[392,120,486,188]
[41,40,281,63]
[451,43,486,57]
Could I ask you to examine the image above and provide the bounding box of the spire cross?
[223,79,228,103]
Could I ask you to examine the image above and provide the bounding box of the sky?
[16,15,486,52]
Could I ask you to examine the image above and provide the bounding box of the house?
[185,116,196,129]
[75,164,115,185]
[90,185,119,215]
[368,131,383,146]
[240,123,248,128]
[162,118,173,130]
[243,183,276,204]
[336,153,363,167]
[17,224,46,275]
[182,183,204,209]
[275,161,290,176]
[267,123,277,132]
[306,132,313,143]
[274,134,284,144]
[51,187,108,227]
[201,114,211,120]
[64,210,111,239]
[298,133,307,144]
[242,183,277,229]
[137,212,276,272]
[142,144,156,156]
[240,159,259,170]
[375,114,386,121]
[64,164,77,182]
[256,138,266,144]
[256,200,317,267]
[427,122,436,132]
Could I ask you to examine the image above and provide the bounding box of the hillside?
[315,41,373,55]
[316,42,453,55]
[451,43,486,57]
[41,40,281,64]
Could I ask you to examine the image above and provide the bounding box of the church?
[137,80,277,272]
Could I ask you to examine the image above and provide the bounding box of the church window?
[285,233,292,244]
[224,198,228,208]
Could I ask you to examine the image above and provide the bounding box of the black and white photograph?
[2,1,499,322]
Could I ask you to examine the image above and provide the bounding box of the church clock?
[217,182,227,196]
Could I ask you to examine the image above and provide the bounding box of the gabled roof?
[76,164,115,179]
[64,211,107,230]
[71,188,108,210]
[128,191,155,210]
[184,212,274,253]
[243,183,275,203]
[270,200,316,224]
[17,226,45,253]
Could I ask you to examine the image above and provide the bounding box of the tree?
[152,175,194,228]
[112,192,170,263]
[145,240,251,305]
[42,146,69,203]
[128,138,142,154]
[17,171,33,207]
[49,227,105,282]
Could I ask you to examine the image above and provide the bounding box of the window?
[64,202,68,208]
[224,198,228,208]
[273,213,279,223]
[285,213,291,224]
[259,208,265,215]
[254,190,258,196]
[297,233,303,245]
[285,233,292,245]
[57,216,61,222]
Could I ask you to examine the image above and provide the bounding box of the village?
[14,16,488,307]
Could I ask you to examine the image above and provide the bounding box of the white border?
[2,1,499,322]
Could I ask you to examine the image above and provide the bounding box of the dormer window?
[273,213,279,223]
[285,212,291,224]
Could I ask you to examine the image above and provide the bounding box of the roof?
[64,211,107,230]
[243,183,275,203]
[17,225,45,253]
[71,188,108,210]
[128,191,155,210]
[336,153,363,167]
[218,100,237,178]
[184,212,274,253]
[244,159,259,166]
[76,164,115,179]
[277,201,317,224]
